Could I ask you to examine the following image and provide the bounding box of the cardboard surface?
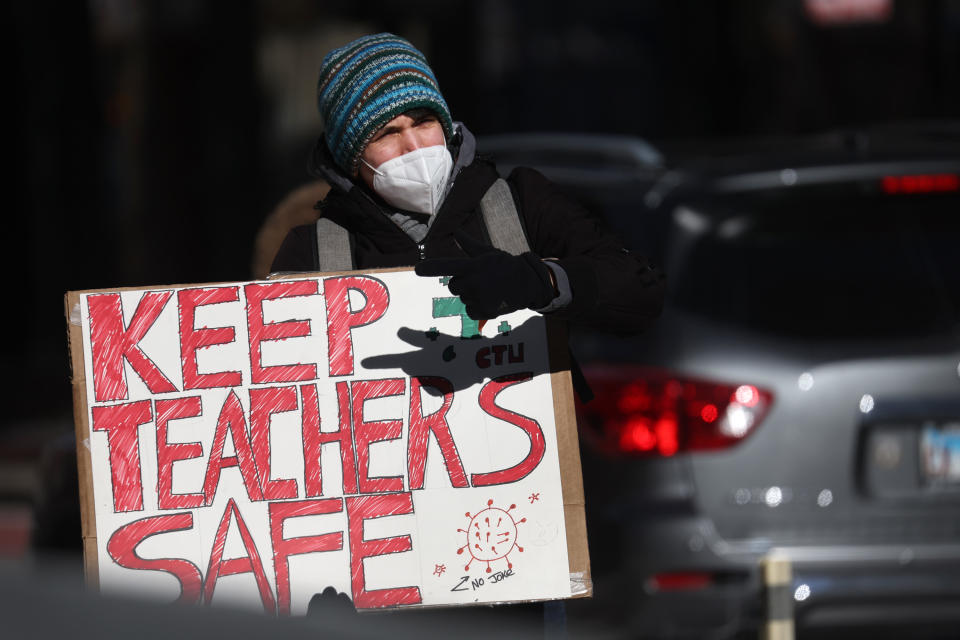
[65,267,590,614]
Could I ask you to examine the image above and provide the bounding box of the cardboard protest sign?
[65,268,590,614]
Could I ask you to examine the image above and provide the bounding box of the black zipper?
[355,179,446,264]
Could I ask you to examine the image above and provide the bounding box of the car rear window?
[670,192,960,339]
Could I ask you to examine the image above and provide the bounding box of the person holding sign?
[64,31,652,626]
[270,33,664,334]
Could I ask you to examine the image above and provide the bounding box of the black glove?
[415,233,557,320]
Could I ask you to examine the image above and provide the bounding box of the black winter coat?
[271,151,664,336]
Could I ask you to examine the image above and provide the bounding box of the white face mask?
[363,144,453,216]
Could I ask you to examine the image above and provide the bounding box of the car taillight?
[576,365,773,457]
[881,174,959,194]
[646,571,714,592]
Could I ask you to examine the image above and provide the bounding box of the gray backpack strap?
[479,178,530,255]
[315,217,354,272]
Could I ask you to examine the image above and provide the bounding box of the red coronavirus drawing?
[457,499,526,573]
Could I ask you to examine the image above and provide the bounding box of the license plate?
[920,423,960,484]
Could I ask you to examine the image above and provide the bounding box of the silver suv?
[484,128,960,639]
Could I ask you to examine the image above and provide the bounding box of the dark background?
[3,0,959,555]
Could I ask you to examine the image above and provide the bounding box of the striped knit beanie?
[317,33,454,174]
